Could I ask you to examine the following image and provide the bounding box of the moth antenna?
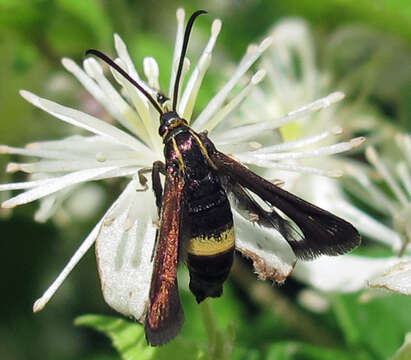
[85,49,164,116]
[172,10,207,112]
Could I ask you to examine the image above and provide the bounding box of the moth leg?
[137,167,152,191]
[137,162,165,200]
[152,161,166,214]
[149,161,166,262]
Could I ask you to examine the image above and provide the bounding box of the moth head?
[159,111,188,139]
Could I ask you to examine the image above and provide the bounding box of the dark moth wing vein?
[211,148,361,260]
[145,168,185,346]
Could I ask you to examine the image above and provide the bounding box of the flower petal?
[168,8,185,99]
[205,70,266,132]
[20,90,152,155]
[83,58,145,136]
[61,58,122,122]
[179,18,222,120]
[291,175,404,250]
[368,260,411,295]
[293,255,406,293]
[96,182,157,322]
[212,92,344,145]
[192,36,273,131]
[32,179,136,312]
[2,166,116,208]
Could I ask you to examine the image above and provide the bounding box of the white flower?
[368,260,411,296]
[256,18,411,297]
[299,136,411,296]
[0,10,361,321]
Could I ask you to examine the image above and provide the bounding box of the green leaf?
[266,341,354,360]
[75,314,155,360]
[331,294,411,359]
[75,314,203,360]
[55,0,112,47]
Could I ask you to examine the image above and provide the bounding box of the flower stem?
[200,299,233,360]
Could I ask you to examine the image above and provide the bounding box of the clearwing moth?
[86,10,361,346]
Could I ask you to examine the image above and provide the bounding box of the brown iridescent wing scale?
[211,149,361,260]
[145,168,185,346]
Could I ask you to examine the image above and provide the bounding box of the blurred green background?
[1,0,411,359]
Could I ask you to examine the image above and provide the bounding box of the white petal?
[0,145,79,160]
[33,218,104,312]
[2,167,116,208]
[0,166,140,192]
[19,159,143,174]
[232,158,336,177]
[293,255,405,293]
[172,57,191,107]
[397,162,411,199]
[192,36,273,131]
[0,178,54,191]
[83,58,146,136]
[34,187,74,223]
[20,90,152,155]
[61,58,121,121]
[112,58,160,152]
[368,260,411,295]
[34,194,59,223]
[265,19,317,107]
[143,57,160,90]
[366,146,409,206]
[114,33,142,82]
[212,92,344,144]
[179,19,222,120]
[345,162,398,215]
[239,137,365,161]
[92,166,141,181]
[292,175,403,250]
[169,8,185,99]
[205,70,266,132]
[33,180,136,312]
[252,128,342,154]
[233,208,296,282]
[26,135,127,152]
[397,133,411,167]
[96,184,157,322]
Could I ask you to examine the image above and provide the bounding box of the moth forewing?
[145,168,185,346]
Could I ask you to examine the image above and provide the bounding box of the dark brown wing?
[225,179,304,243]
[145,168,185,346]
[213,150,361,260]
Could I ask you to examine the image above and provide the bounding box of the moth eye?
[157,93,169,104]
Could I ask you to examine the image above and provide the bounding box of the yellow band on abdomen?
[188,227,235,256]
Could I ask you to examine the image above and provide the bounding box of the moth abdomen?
[185,175,235,303]
[187,244,234,303]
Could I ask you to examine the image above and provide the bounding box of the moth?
[87,10,360,346]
